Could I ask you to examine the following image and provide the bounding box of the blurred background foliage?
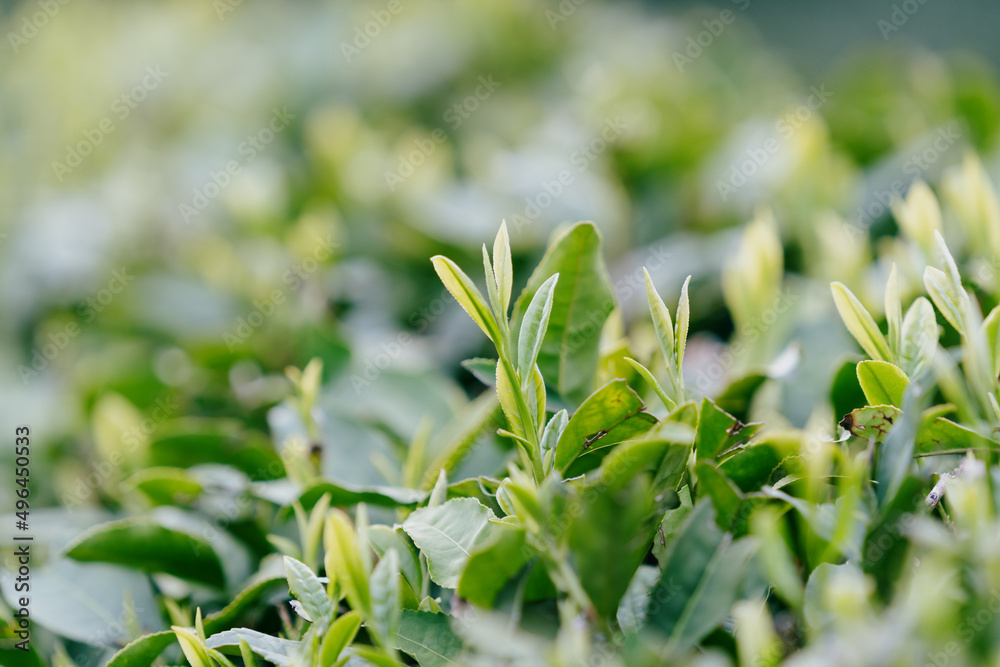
[4,0,1000,663]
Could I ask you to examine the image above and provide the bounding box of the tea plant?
[11,158,1000,667]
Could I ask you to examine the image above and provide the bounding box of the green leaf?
[676,275,692,372]
[540,409,569,454]
[924,266,966,334]
[695,398,762,460]
[653,486,693,565]
[284,556,333,626]
[596,431,694,493]
[624,357,675,411]
[898,297,938,378]
[64,517,225,587]
[401,498,499,588]
[483,244,503,327]
[460,358,497,387]
[122,467,202,506]
[369,526,422,599]
[294,481,427,511]
[876,391,919,506]
[493,221,513,318]
[857,360,909,408]
[148,419,284,480]
[554,379,656,472]
[839,405,901,443]
[568,476,667,618]
[694,461,743,529]
[204,555,287,634]
[458,524,531,607]
[106,631,178,667]
[718,441,785,494]
[419,390,502,490]
[205,628,298,666]
[517,273,559,383]
[431,255,502,343]
[983,306,1000,378]
[645,500,758,648]
[511,222,616,406]
[496,359,527,438]
[370,549,402,648]
[714,373,769,423]
[617,565,659,635]
[914,416,995,456]
[173,627,213,667]
[319,612,362,667]
[645,268,675,377]
[325,510,371,618]
[831,282,891,361]
[393,610,464,667]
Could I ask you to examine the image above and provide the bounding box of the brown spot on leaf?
[839,413,854,431]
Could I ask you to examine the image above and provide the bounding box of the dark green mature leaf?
[295,481,427,510]
[714,373,768,423]
[695,398,762,460]
[401,498,499,588]
[857,360,909,408]
[122,467,202,506]
[830,359,867,422]
[915,416,994,455]
[568,476,666,619]
[65,517,225,587]
[148,419,284,481]
[646,500,758,648]
[596,435,692,493]
[458,524,531,607]
[653,486,693,565]
[204,556,287,634]
[106,631,177,667]
[511,222,616,407]
[694,462,742,529]
[718,442,785,494]
[393,610,464,667]
[555,379,656,472]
